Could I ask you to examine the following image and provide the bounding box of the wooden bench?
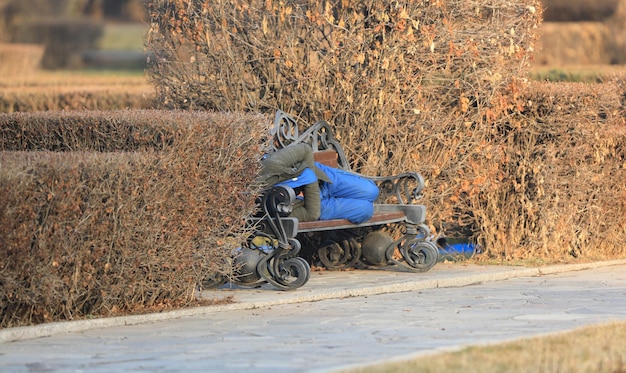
[256,110,439,272]
[222,111,440,291]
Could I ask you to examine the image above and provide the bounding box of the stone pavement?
[1,259,626,372]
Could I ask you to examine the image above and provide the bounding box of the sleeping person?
[259,143,378,224]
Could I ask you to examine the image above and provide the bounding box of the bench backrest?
[312,149,339,168]
[270,110,351,171]
[269,111,426,206]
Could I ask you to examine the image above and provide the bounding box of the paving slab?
[1,260,626,372]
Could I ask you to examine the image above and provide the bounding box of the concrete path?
[1,260,626,372]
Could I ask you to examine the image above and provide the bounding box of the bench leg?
[256,247,311,290]
[384,228,439,272]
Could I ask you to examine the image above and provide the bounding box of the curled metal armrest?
[255,185,299,251]
[261,185,297,217]
[363,171,425,205]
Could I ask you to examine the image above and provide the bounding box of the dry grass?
[343,321,626,373]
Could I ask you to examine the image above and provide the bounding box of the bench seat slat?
[296,211,406,232]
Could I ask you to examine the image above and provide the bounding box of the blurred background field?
[0,0,153,111]
[0,0,148,74]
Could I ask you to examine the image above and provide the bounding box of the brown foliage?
[144,0,624,263]
[497,80,626,259]
[0,88,155,113]
[0,110,269,328]
[125,1,624,259]
[425,80,626,260]
[144,1,626,261]
[0,110,178,151]
[145,0,542,128]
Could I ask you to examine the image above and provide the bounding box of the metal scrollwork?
[369,172,425,204]
[253,110,439,277]
[271,111,351,170]
[271,110,300,150]
[384,235,439,272]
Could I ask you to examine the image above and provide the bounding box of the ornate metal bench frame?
[220,111,439,291]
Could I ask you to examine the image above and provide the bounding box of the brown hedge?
[0,110,180,151]
[0,43,44,77]
[0,73,155,113]
[534,22,611,66]
[145,0,542,127]
[0,110,269,328]
[0,87,155,113]
[491,80,626,260]
[419,79,626,260]
[144,0,626,261]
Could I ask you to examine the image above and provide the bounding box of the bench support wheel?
[257,252,311,290]
[386,236,439,272]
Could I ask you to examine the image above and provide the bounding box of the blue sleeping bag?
[315,162,379,224]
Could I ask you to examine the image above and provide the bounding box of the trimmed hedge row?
[460,80,626,260]
[0,87,154,113]
[0,110,269,328]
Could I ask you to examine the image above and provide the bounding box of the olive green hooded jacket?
[258,143,330,221]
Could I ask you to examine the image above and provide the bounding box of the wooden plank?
[297,211,406,232]
[313,150,339,168]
